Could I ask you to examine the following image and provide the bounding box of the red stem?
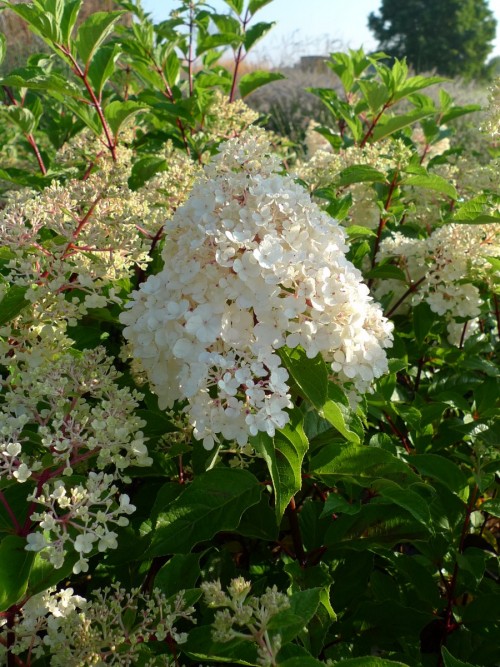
[360,100,392,148]
[229,9,250,103]
[57,46,117,161]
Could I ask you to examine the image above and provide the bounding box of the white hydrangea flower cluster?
[202,577,290,667]
[377,222,500,343]
[1,584,195,666]
[121,129,393,449]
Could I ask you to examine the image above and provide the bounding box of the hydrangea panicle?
[121,128,393,449]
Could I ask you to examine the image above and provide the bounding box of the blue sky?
[141,0,500,64]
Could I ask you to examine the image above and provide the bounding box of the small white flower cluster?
[0,343,150,571]
[26,472,136,574]
[202,577,290,667]
[481,77,500,137]
[0,140,199,328]
[377,222,500,343]
[1,584,195,666]
[122,129,393,449]
[1,346,149,480]
[295,139,412,229]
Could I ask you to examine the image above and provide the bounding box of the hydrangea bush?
[0,2,498,667]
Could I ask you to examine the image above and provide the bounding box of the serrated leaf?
[244,21,275,51]
[0,285,31,325]
[481,498,500,518]
[149,468,261,555]
[128,156,168,191]
[239,70,285,98]
[373,480,432,529]
[249,0,273,13]
[75,11,124,66]
[223,0,244,13]
[371,109,434,141]
[403,173,457,199]
[278,347,328,409]
[320,395,360,444]
[410,454,469,497]
[268,588,321,643]
[311,444,416,486]
[254,410,309,521]
[336,165,387,186]
[60,0,82,44]
[453,214,500,225]
[104,100,148,140]
[87,43,121,95]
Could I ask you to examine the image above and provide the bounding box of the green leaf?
[410,454,469,497]
[149,468,261,556]
[0,536,34,611]
[75,11,124,66]
[278,347,328,409]
[413,301,436,345]
[244,21,275,51]
[319,396,360,445]
[254,410,309,521]
[184,625,257,665]
[239,71,285,98]
[0,33,6,67]
[365,264,407,282]
[155,553,201,597]
[481,498,500,518]
[128,156,168,191]
[453,214,500,225]
[3,107,37,135]
[441,648,480,667]
[0,285,30,325]
[393,74,446,101]
[164,50,180,87]
[60,0,82,44]
[104,100,148,140]
[336,165,387,186]
[248,0,273,14]
[86,44,121,95]
[371,109,435,141]
[28,551,78,597]
[373,480,432,529]
[403,173,458,199]
[311,444,416,486]
[268,588,321,643]
[223,0,244,13]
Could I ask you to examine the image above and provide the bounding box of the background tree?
[368,0,497,79]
